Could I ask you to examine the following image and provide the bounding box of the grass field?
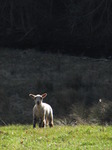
[0,125,112,150]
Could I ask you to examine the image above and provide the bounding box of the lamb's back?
[42,103,53,115]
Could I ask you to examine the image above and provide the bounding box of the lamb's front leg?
[33,116,37,128]
[39,118,43,128]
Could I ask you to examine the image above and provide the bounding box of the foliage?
[0,1,112,56]
[90,99,112,124]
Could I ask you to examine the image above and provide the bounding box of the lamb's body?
[33,103,53,127]
[29,93,53,128]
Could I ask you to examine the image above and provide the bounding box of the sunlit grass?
[0,125,112,150]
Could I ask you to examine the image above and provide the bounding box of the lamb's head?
[29,93,47,106]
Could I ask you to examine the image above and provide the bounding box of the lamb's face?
[29,93,47,106]
[35,95,43,106]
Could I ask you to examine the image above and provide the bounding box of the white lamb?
[29,93,53,128]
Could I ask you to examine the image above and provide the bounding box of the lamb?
[29,93,53,128]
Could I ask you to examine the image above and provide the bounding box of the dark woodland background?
[0,0,112,57]
[0,0,112,125]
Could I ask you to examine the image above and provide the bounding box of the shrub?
[68,102,90,124]
[90,99,112,125]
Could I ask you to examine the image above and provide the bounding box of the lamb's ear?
[42,93,47,99]
[29,94,36,99]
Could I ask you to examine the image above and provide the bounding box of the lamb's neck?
[36,103,43,109]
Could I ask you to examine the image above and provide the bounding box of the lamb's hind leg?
[49,115,53,127]
[41,116,46,128]
[46,118,49,126]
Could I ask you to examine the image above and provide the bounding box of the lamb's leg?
[46,118,49,126]
[33,117,37,128]
[39,118,43,128]
[49,115,53,127]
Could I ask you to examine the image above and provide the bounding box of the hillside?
[0,49,112,124]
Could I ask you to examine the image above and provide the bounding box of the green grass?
[0,125,112,150]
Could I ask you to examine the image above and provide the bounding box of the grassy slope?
[0,125,112,150]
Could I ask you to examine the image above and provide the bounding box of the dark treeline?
[0,0,112,57]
